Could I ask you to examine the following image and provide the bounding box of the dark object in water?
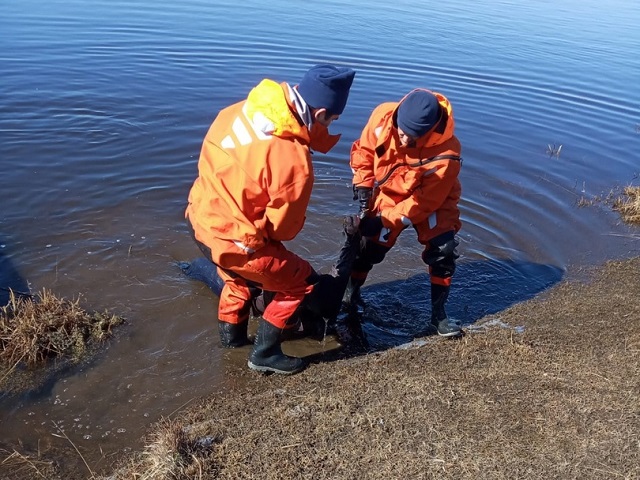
[180,216,369,350]
[179,258,224,296]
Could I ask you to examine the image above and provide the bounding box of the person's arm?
[383,158,461,229]
[350,125,377,189]
[263,142,313,241]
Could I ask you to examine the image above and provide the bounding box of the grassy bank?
[92,256,639,480]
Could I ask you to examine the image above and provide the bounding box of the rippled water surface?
[1,0,639,468]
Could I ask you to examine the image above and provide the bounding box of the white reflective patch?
[250,112,273,139]
[428,212,437,229]
[401,216,412,226]
[241,103,272,139]
[233,240,255,254]
[232,117,252,146]
[374,126,383,138]
[378,227,391,243]
[220,136,235,149]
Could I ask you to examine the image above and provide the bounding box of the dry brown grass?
[0,448,59,479]
[579,184,640,225]
[105,418,219,480]
[612,185,640,224]
[0,289,124,385]
[100,257,640,480]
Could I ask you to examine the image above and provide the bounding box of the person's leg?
[216,270,259,347]
[228,242,315,374]
[186,216,256,347]
[422,231,461,336]
[417,201,462,337]
[342,237,392,309]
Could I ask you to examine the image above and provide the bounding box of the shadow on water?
[0,240,31,306]
[354,259,564,352]
[180,256,564,365]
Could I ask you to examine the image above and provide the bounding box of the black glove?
[359,216,383,237]
[352,185,373,218]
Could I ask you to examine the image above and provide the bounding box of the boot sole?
[247,360,305,375]
[437,330,463,338]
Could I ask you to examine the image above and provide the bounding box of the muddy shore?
[2,256,638,479]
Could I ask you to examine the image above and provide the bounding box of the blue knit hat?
[297,64,355,115]
[396,90,441,138]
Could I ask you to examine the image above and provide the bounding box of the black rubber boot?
[430,284,462,337]
[248,318,306,375]
[218,320,250,348]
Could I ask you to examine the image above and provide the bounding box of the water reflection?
[1,0,639,470]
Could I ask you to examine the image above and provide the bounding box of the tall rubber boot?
[218,320,250,348]
[430,284,462,337]
[248,318,306,375]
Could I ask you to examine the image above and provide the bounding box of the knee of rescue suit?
[421,230,459,282]
[261,270,318,330]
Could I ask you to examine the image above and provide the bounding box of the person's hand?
[359,216,383,237]
[352,185,373,218]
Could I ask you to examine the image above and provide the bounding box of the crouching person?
[346,88,463,338]
[185,64,356,374]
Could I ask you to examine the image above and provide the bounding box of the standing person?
[186,64,356,374]
[345,88,463,337]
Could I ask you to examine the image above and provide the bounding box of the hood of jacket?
[244,79,311,143]
[390,88,456,148]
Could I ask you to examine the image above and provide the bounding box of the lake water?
[1,0,639,471]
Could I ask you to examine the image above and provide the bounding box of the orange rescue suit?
[350,89,462,247]
[186,79,339,328]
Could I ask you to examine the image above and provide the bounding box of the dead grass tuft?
[580,184,640,225]
[612,185,640,224]
[0,448,59,479]
[0,289,124,374]
[104,418,219,480]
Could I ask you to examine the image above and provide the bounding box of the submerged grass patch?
[0,447,59,479]
[579,184,640,225]
[0,289,124,383]
[612,185,640,224]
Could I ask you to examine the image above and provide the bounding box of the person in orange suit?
[345,89,463,337]
[186,64,356,374]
